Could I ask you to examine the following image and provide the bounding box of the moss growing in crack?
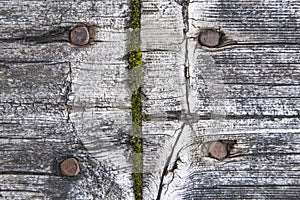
[130,0,141,29]
[129,0,143,199]
[130,79,143,200]
[129,50,142,70]
[132,88,142,126]
[132,172,143,200]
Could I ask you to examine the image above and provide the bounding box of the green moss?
[132,173,143,200]
[129,50,142,69]
[129,0,143,199]
[132,89,142,126]
[131,88,143,200]
[130,0,141,29]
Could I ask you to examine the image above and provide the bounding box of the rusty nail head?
[199,29,221,48]
[70,26,90,46]
[60,158,80,177]
[209,141,227,160]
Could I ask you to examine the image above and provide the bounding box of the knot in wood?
[70,26,90,46]
[198,29,221,48]
[209,141,227,160]
[60,158,81,177]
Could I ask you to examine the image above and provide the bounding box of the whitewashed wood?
[186,119,300,199]
[141,1,190,199]
[2,0,300,199]
[141,0,187,117]
[188,45,300,117]
[188,0,300,43]
[142,0,300,199]
[0,0,133,199]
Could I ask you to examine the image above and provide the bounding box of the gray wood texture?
[1,0,300,200]
[142,0,300,199]
[0,0,133,199]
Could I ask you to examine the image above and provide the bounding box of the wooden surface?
[0,0,133,199]
[1,0,300,200]
[142,0,300,199]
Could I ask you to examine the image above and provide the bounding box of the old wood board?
[142,0,300,199]
[0,0,133,199]
[1,0,300,200]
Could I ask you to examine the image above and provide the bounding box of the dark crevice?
[186,113,300,121]
[0,27,70,44]
[141,49,169,52]
[0,136,43,139]
[229,152,300,159]
[182,0,191,117]
[224,114,300,120]
[0,171,53,176]
[223,82,300,87]
[198,184,300,188]
[201,40,300,51]
[162,157,184,196]
[64,62,72,123]
[169,157,182,173]
[227,41,300,47]
[0,60,68,65]
[166,111,182,120]
[1,24,98,45]
[0,189,42,193]
[147,112,300,126]
[202,96,300,100]
[182,0,190,78]
[156,124,185,200]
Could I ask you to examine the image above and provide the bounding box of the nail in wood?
[60,157,80,177]
[199,29,221,48]
[70,26,90,46]
[209,141,227,160]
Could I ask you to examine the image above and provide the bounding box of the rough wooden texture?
[141,1,188,199]
[0,0,133,199]
[141,0,187,117]
[142,0,300,199]
[2,0,300,199]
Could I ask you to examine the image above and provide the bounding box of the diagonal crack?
[156,2,191,199]
[156,123,185,200]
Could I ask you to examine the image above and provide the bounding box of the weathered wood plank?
[0,0,133,199]
[2,0,300,199]
[183,115,300,199]
[188,45,300,116]
[141,0,187,117]
[143,121,194,200]
[188,0,300,43]
[0,62,127,199]
[142,0,300,199]
[141,1,190,199]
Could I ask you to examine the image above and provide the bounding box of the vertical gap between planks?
[129,0,143,199]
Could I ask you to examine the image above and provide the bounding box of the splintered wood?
[142,0,300,199]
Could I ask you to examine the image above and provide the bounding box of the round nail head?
[60,158,80,177]
[209,141,227,160]
[199,29,221,48]
[70,26,90,46]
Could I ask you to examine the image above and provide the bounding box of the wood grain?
[141,0,187,117]
[0,0,133,199]
[142,0,300,199]
[1,0,300,199]
[141,1,189,199]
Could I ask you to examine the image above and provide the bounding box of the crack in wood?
[0,27,70,44]
[200,41,300,52]
[156,124,185,200]
[0,171,53,176]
